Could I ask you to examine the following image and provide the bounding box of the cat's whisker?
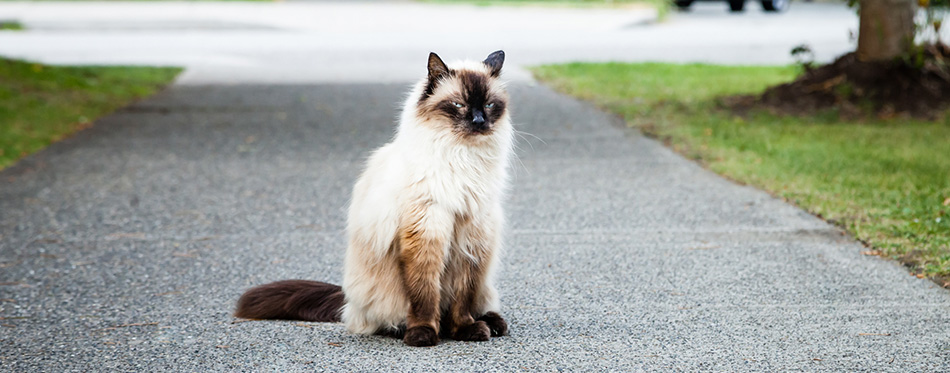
[510,151,530,176]
[508,129,539,176]
[514,129,546,146]
[511,132,531,152]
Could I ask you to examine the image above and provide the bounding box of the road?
[0,1,858,83]
[2,1,950,371]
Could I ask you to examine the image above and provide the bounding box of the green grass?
[0,58,181,169]
[0,20,24,31]
[531,62,950,284]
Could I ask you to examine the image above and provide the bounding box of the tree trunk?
[856,0,917,61]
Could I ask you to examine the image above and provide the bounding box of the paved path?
[2,82,950,370]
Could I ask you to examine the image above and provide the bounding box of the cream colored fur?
[340,61,513,335]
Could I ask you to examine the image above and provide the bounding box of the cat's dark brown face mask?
[418,51,508,137]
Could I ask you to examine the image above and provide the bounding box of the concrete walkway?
[2,82,949,370]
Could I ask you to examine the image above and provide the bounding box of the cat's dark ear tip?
[427,52,449,78]
[486,50,505,63]
[428,52,442,65]
[484,50,505,76]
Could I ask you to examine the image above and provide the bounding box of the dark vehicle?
[675,0,790,12]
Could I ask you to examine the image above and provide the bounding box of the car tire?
[761,0,789,12]
[728,0,745,12]
[674,0,694,9]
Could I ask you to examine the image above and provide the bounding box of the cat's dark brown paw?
[476,312,508,337]
[376,325,406,339]
[403,326,439,347]
[452,320,490,342]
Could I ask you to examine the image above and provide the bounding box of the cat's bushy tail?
[234,280,344,322]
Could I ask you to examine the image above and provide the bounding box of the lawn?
[0,20,24,31]
[0,58,181,169]
[531,62,950,284]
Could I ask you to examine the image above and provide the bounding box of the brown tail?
[234,280,344,322]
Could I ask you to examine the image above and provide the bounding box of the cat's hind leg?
[465,207,509,338]
[444,212,509,341]
[375,325,406,339]
[470,277,507,337]
[476,311,508,337]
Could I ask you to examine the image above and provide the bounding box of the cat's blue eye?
[485,103,495,109]
[452,102,464,108]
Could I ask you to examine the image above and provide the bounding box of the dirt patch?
[728,43,950,119]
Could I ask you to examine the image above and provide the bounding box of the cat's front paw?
[476,312,508,337]
[404,326,439,347]
[452,320,490,342]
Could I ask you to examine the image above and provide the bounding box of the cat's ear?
[483,50,505,77]
[427,52,449,81]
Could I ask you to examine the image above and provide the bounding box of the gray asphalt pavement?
[2,82,950,370]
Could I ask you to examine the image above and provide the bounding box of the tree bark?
[856,0,917,61]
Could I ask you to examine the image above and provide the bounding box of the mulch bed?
[728,43,950,119]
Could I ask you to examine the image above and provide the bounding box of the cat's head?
[414,50,509,139]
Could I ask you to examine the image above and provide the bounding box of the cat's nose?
[472,111,486,125]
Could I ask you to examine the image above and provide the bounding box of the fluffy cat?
[235,50,514,347]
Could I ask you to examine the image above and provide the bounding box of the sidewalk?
[2,83,948,370]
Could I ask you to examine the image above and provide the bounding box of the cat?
[235,50,513,347]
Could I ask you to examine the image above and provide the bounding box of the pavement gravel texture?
[2,83,950,371]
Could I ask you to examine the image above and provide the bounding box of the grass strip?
[0,20,24,31]
[0,58,181,169]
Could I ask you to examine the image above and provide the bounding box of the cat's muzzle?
[467,110,491,134]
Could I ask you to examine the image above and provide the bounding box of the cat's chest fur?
[398,131,508,217]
